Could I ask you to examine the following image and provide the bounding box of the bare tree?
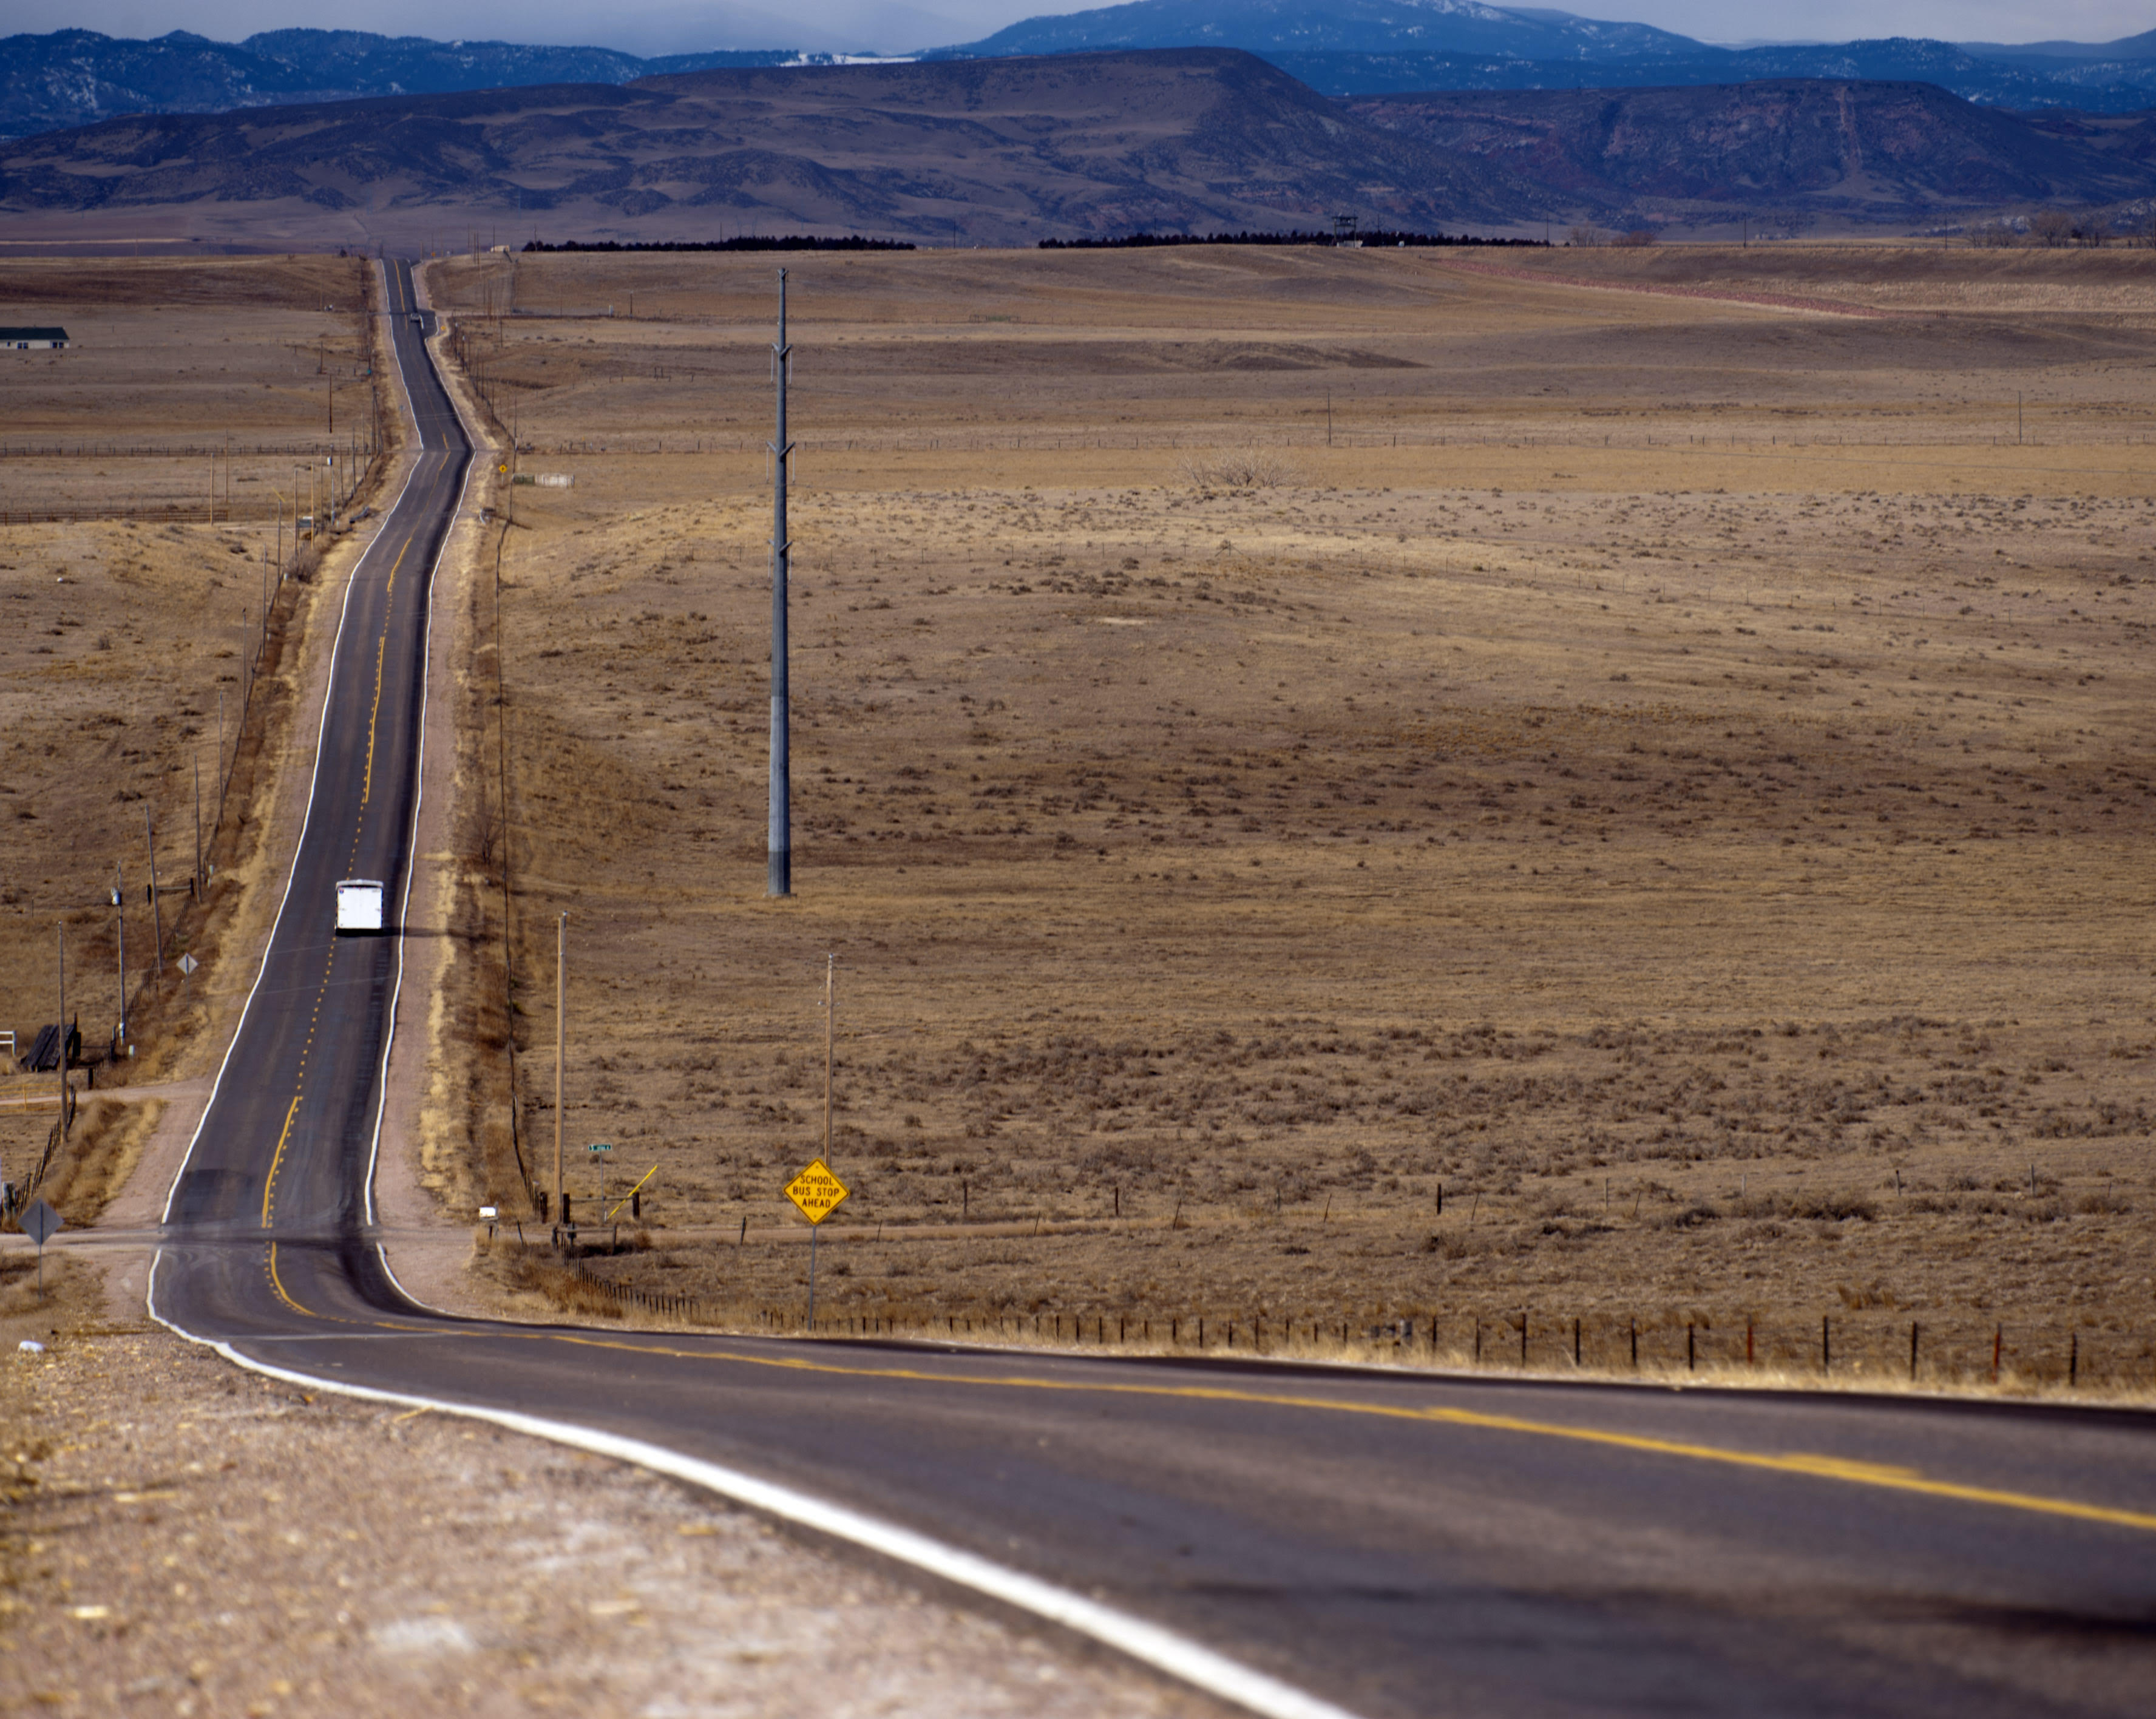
[2029,209,2077,248]
[1566,224,1603,248]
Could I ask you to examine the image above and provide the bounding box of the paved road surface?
[145,260,2156,1719]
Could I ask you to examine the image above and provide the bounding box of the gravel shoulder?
[0,1257,1222,1718]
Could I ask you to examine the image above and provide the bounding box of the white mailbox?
[336,880,386,934]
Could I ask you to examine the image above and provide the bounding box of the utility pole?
[554,910,567,1236]
[55,924,67,1139]
[822,954,835,1162]
[768,269,794,898]
[112,863,126,1056]
[193,753,203,895]
[146,810,164,974]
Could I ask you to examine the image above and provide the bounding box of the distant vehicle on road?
[336,880,385,935]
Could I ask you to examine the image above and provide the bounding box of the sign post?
[21,1198,61,1297]
[783,1158,849,1329]
[589,1142,613,1244]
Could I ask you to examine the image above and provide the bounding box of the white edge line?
[158,256,427,1227]
[362,265,481,1227]
[141,1260,1361,1719]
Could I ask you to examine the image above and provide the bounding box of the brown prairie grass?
[0,255,389,1207]
[411,248,2156,1397]
[42,245,2150,1395]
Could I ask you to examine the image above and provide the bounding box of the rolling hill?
[1348,78,2156,225]
[7,48,2155,249]
[0,50,1534,249]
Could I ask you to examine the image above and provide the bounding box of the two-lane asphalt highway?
[157,257,466,1254]
[148,262,2156,1719]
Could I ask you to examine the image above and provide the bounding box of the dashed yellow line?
[359,540,408,811]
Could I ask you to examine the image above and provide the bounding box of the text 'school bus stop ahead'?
[335,880,385,935]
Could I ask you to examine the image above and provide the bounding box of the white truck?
[336,880,385,935]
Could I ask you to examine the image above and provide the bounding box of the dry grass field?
[0,255,378,1204]
[13,243,2146,1394]
[418,245,2156,1392]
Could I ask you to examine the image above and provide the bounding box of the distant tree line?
[1037,230,1549,249]
[1964,209,2155,248]
[520,237,917,253]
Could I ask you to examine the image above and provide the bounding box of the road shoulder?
[0,1306,1220,1717]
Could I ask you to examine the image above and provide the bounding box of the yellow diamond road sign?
[785,1158,849,1225]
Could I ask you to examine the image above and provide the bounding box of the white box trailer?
[336,880,385,934]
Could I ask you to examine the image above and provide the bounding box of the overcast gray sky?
[13,1,2156,58]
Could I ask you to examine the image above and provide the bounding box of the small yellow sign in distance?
[785,1158,849,1225]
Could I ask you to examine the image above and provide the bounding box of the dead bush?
[1181,449,1302,490]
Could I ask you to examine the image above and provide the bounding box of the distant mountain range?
[929,2,2156,112]
[1264,42,2156,110]
[940,0,1703,61]
[0,29,827,143]
[9,49,2156,248]
[15,13,2156,149]
[1349,79,2156,225]
[0,51,1530,246]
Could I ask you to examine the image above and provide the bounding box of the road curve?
[146,261,2156,1719]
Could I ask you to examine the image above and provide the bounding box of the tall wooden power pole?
[768,271,794,897]
[55,924,67,1138]
[554,911,567,1235]
[822,954,835,1162]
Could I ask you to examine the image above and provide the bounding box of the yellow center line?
[266,1243,313,1318]
[500,1332,2156,1537]
[360,540,410,811]
[258,1094,303,1227]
